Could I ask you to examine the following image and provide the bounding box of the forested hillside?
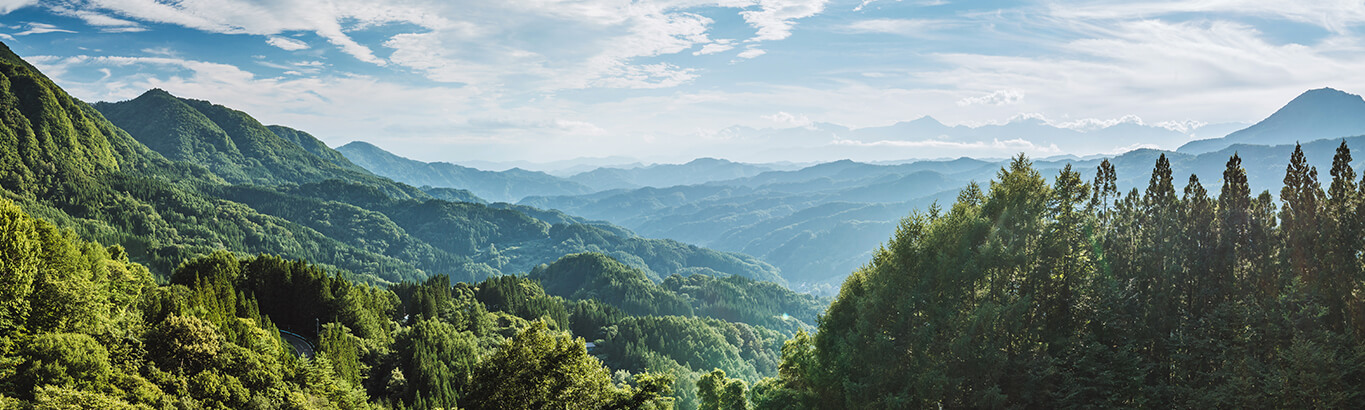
[741,145,1365,408]
[0,194,685,408]
[0,40,825,408]
[0,191,831,408]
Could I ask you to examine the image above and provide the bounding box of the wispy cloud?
[12,22,76,36]
[50,7,143,32]
[1049,0,1365,34]
[841,18,951,36]
[47,0,441,65]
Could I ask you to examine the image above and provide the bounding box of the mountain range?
[0,43,787,292]
[0,40,842,409]
[337,141,594,203]
[508,87,1365,291]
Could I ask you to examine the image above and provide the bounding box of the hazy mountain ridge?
[693,114,1242,162]
[337,140,595,203]
[568,157,775,191]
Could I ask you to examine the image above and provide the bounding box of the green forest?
[0,194,827,408]
[760,146,1365,408]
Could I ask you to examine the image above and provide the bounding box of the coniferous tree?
[1215,153,1252,304]
[1324,141,1359,333]
[1280,143,1323,286]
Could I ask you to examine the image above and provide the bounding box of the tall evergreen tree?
[1324,141,1360,333]
[1280,143,1323,286]
[1215,153,1252,303]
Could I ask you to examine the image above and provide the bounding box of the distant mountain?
[522,158,992,290]
[707,114,1231,162]
[855,115,1201,153]
[337,141,594,203]
[520,136,1365,291]
[460,156,643,175]
[568,157,775,191]
[1179,88,1365,154]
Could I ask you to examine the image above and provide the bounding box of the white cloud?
[740,0,828,41]
[917,17,1365,125]
[694,39,735,55]
[51,7,143,31]
[763,111,813,128]
[383,2,718,90]
[957,89,1024,106]
[736,48,766,59]
[266,36,309,51]
[1051,0,1365,34]
[1052,114,1145,131]
[49,0,437,65]
[38,0,831,92]
[0,0,36,14]
[1154,119,1208,134]
[141,47,175,56]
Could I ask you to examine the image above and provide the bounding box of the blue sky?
[3,0,1364,165]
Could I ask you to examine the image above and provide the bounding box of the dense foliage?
[751,145,1365,408]
[0,195,683,408]
[532,252,824,333]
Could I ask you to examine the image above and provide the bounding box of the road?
[279,330,314,358]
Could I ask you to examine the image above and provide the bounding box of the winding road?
[279,330,314,358]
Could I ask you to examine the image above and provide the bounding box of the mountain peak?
[907,115,943,125]
[1282,87,1364,109]
[139,88,175,99]
[1178,87,1365,154]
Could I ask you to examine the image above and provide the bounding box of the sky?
[2,0,1365,166]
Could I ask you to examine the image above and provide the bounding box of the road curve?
[279,330,315,358]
